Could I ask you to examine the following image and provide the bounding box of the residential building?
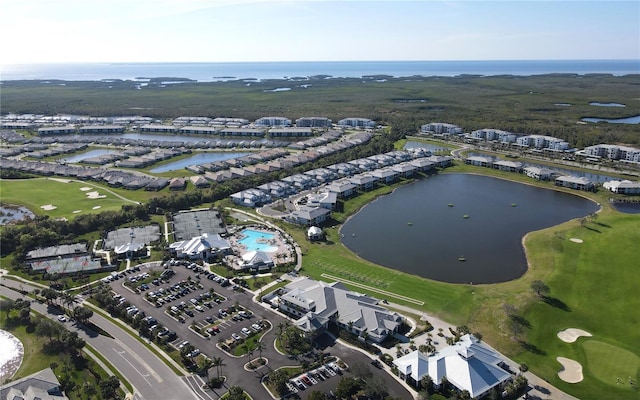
[523,166,555,181]
[555,175,595,191]
[420,122,463,135]
[254,116,292,127]
[516,135,569,151]
[296,117,332,128]
[78,125,125,134]
[337,117,376,129]
[139,124,178,133]
[268,127,313,137]
[37,125,76,135]
[286,206,331,226]
[584,144,640,162]
[0,368,68,400]
[602,180,640,194]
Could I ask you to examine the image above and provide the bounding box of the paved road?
[1,279,197,400]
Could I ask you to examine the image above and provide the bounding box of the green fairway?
[285,168,640,400]
[582,340,639,390]
[0,178,138,218]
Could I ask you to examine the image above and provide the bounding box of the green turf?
[582,340,639,390]
[0,178,136,218]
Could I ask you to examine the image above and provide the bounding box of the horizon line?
[3,58,640,66]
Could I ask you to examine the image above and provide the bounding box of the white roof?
[393,334,512,398]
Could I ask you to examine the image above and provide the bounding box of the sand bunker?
[86,191,106,199]
[558,328,593,343]
[73,210,82,214]
[92,206,102,210]
[557,357,583,383]
[40,204,57,211]
[569,238,584,243]
[80,187,92,191]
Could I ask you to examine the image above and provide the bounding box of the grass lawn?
[0,177,136,218]
[514,211,640,400]
[582,340,639,389]
[287,166,639,400]
[0,313,124,400]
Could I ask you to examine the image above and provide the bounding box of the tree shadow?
[584,226,601,233]
[519,340,546,356]
[593,221,611,228]
[534,385,551,395]
[510,315,531,329]
[542,296,571,312]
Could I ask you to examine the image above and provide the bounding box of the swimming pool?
[238,229,278,252]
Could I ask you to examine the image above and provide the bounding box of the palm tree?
[211,356,225,379]
[198,357,214,379]
[255,341,265,362]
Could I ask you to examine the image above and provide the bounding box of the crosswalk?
[182,374,217,400]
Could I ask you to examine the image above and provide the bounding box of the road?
[1,279,198,400]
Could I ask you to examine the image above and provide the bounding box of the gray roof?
[172,209,226,241]
[281,278,402,341]
[0,368,67,400]
[26,243,87,260]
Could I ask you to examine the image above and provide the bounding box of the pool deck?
[225,225,295,270]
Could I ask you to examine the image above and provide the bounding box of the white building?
[393,334,512,398]
[470,129,517,143]
[337,117,376,129]
[420,122,463,135]
[603,180,640,194]
[169,233,231,260]
[584,144,640,162]
[254,116,292,127]
[516,135,569,151]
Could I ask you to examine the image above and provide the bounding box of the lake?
[340,174,599,284]
[149,152,249,173]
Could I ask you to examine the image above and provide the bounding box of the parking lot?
[105,260,412,399]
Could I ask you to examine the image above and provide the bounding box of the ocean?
[1,60,638,82]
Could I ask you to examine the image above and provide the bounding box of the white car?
[241,327,251,336]
[57,315,67,322]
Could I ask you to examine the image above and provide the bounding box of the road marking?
[114,348,153,386]
[112,338,163,383]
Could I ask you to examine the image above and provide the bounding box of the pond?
[0,204,36,225]
[589,102,625,107]
[581,115,640,124]
[149,152,250,173]
[60,149,116,163]
[403,141,451,153]
[340,174,599,284]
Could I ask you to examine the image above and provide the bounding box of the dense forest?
[2,74,639,147]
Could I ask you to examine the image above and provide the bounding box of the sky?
[1,0,639,64]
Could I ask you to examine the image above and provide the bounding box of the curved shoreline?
[339,172,599,285]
